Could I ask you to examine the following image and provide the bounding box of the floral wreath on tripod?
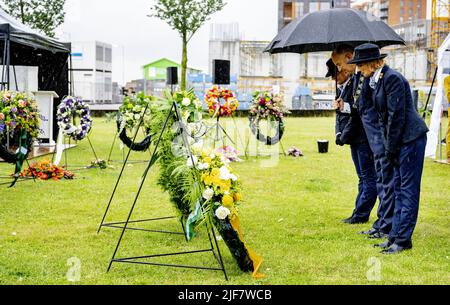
[116,92,155,152]
[249,90,287,146]
[0,91,40,186]
[56,96,92,141]
[205,86,239,118]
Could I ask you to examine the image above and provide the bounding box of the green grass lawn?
[0,116,449,285]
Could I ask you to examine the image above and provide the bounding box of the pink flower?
[18,100,27,107]
[0,113,4,120]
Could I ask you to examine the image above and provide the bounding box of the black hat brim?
[347,53,388,65]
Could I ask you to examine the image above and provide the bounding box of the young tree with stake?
[150,0,226,90]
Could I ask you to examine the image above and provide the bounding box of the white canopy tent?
[425,33,450,159]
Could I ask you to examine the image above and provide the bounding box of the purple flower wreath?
[56,96,93,141]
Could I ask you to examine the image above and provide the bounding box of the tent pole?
[423,66,438,119]
[6,34,10,90]
[69,53,74,96]
[1,36,6,90]
[12,64,18,91]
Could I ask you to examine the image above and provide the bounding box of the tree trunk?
[181,34,187,91]
[19,0,25,24]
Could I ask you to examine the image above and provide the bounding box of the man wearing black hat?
[349,43,429,254]
[333,45,395,241]
[326,57,377,225]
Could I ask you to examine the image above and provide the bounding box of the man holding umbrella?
[331,45,394,238]
[348,43,429,254]
[326,57,377,225]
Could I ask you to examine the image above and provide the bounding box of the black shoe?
[374,240,392,249]
[381,243,412,254]
[360,228,378,235]
[347,217,369,224]
[368,232,389,239]
[342,217,354,224]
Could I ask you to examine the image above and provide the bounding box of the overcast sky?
[57,0,278,84]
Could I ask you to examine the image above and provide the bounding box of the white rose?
[220,155,231,165]
[210,153,216,159]
[215,206,231,220]
[203,188,214,201]
[182,98,191,106]
[219,166,231,180]
[186,155,198,168]
[192,142,203,154]
[229,174,237,181]
[194,99,202,108]
[134,114,141,121]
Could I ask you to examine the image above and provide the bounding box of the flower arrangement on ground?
[21,160,74,180]
[205,86,239,118]
[288,146,304,157]
[90,159,108,169]
[57,96,92,141]
[216,145,241,162]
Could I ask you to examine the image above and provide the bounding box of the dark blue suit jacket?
[335,76,367,145]
[372,65,429,154]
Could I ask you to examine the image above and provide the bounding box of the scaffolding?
[428,0,450,80]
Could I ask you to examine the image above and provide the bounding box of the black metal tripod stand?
[100,100,228,280]
[212,116,235,149]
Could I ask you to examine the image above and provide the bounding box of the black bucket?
[317,140,329,153]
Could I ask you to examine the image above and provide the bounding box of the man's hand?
[333,98,344,111]
[335,133,344,146]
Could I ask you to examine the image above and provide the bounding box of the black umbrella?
[265,8,405,54]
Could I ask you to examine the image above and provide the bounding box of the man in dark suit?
[352,71,395,240]
[348,43,429,254]
[326,57,377,225]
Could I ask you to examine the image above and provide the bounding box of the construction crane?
[428,0,450,80]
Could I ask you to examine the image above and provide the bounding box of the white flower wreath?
[56,96,93,141]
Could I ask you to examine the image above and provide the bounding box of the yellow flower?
[202,173,213,186]
[204,157,212,164]
[211,176,222,187]
[217,180,231,193]
[210,168,220,177]
[233,193,242,202]
[222,195,234,208]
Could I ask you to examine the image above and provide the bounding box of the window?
[283,2,292,19]
[105,77,112,93]
[400,16,404,23]
[295,2,304,18]
[105,48,112,63]
[96,46,104,61]
[400,0,404,7]
[309,2,318,13]
[409,9,413,15]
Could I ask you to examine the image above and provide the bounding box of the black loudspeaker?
[166,67,178,85]
[212,59,230,85]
